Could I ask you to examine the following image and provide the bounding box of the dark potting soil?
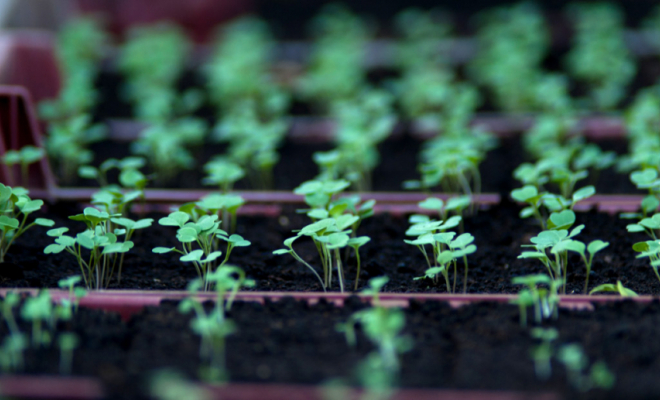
[0,201,656,295]
[80,134,632,194]
[9,297,660,400]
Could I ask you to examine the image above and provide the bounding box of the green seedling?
[57,332,79,375]
[153,210,250,291]
[336,277,412,398]
[203,157,245,193]
[57,275,88,313]
[512,274,563,325]
[518,209,606,293]
[149,369,212,400]
[179,267,252,382]
[557,344,615,392]
[2,146,45,186]
[0,184,54,262]
[530,328,558,380]
[194,193,245,235]
[20,291,54,347]
[45,207,152,289]
[44,114,106,184]
[0,333,26,372]
[405,206,475,293]
[632,240,660,284]
[274,216,370,292]
[1,292,20,336]
[589,281,638,297]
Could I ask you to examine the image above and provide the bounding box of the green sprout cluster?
[0,281,85,375]
[404,85,495,197]
[406,197,476,293]
[119,24,207,184]
[153,195,249,291]
[0,184,54,263]
[564,3,635,110]
[298,4,370,106]
[274,179,373,292]
[178,267,253,382]
[336,277,412,398]
[45,207,152,289]
[468,3,549,112]
[205,17,289,190]
[1,146,45,188]
[529,329,615,392]
[314,88,396,192]
[39,17,108,185]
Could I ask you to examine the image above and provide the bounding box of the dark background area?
[256,0,660,38]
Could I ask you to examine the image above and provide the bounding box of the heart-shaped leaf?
[548,210,576,230]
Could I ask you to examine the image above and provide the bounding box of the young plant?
[202,157,245,193]
[0,333,26,373]
[2,146,45,187]
[153,210,250,291]
[530,328,558,381]
[511,274,563,325]
[405,199,476,293]
[0,184,54,262]
[178,267,253,382]
[57,333,79,375]
[557,344,615,392]
[589,281,638,297]
[275,179,374,291]
[57,275,88,313]
[45,207,152,289]
[336,277,413,397]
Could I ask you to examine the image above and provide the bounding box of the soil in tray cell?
[1,202,656,295]
[7,297,660,400]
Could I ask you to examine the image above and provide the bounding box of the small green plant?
[45,207,152,289]
[336,277,412,399]
[274,179,374,292]
[0,184,54,262]
[57,332,79,375]
[511,274,563,326]
[530,328,558,380]
[202,157,245,193]
[2,146,45,187]
[405,198,476,293]
[57,275,88,313]
[153,210,250,291]
[179,267,253,382]
[589,281,638,297]
[0,333,26,373]
[557,344,615,392]
[44,114,106,184]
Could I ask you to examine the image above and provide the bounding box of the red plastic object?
[0,31,61,104]
[74,0,254,43]
[0,376,103,399]
[0,85,56,192]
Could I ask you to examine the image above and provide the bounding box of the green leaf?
[616,281,638,297]
[446,196,471,211]
[439,216,461,230]
[44,244,65,254]
[587,240,609,255]
[437,250,455,265]
[547,210,576,230]
[418,197,444,211]
[323,232,349,249]
[19,200,43,214]
[34,218,54,227]
[78,166,98,180]
[153,247,175,254]
[102,242,134,254]
[572,186,595,203]
[433,232,456,245]
[511,186,538,202]
[176,227,198,243]
[0,184,11,202]
[75,232,95,250]
[641,196,659,214]
[202,251,223,263]
[180,249,204,262]
[300,219,335,235]
[334,214,359,231]
[452,244,476,258]
[631,169,658,187]
[0,216,19,230]
[273,249,291,255]
[111,218,135,230]
[159,211,190,228]
[227,234,250,247]
[132,218,153,230]
[518,251,548,259]
[348,236,370,248]
[307,209,328,219]
[627,224,646,233]
[451,233,475,249]
[55,235,76,247]
[632,241,651,252]
[47,227,68,237]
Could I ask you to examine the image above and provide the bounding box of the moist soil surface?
[0,201,655,295]
[79,135,633,194]
[8,297,660,400]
